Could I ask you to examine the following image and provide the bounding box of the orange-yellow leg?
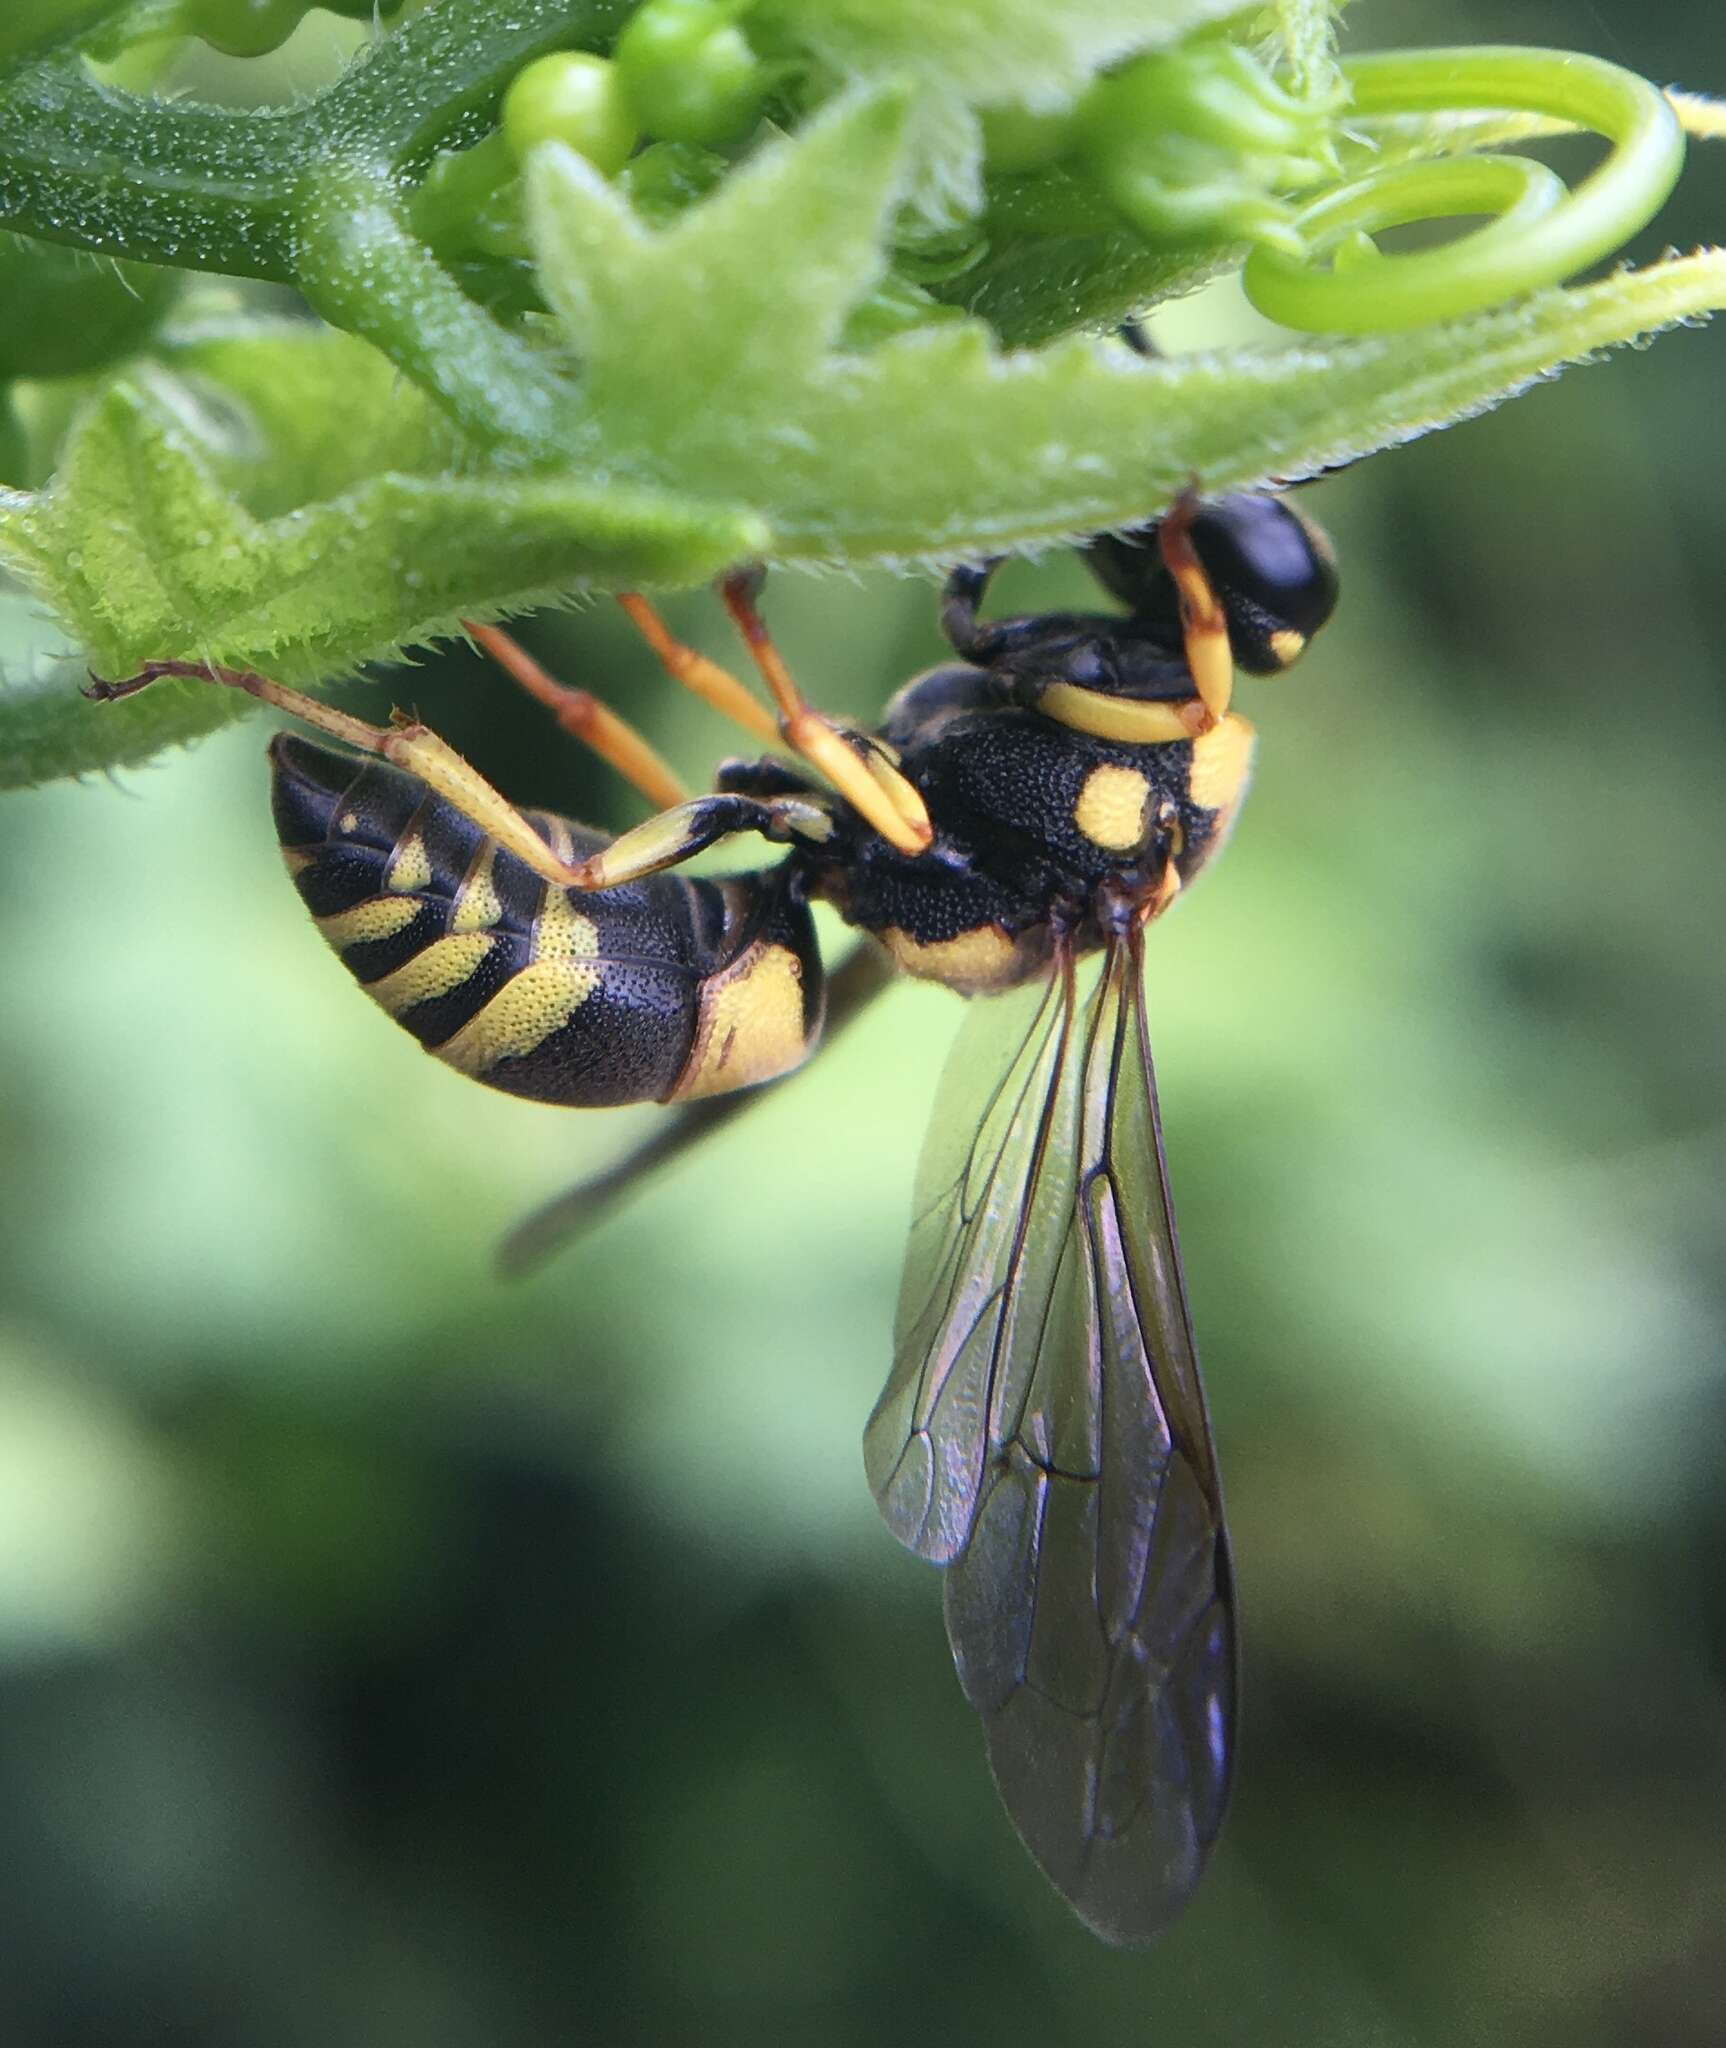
[717,572,933,857]
[85,661,827,893]
[1157,487,1233,729]
[465,619,689,812]
[617,583,931,857]
[615,593,781,747]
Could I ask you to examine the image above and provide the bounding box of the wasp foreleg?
[1155,487,1233,725]
[716,572,934,859]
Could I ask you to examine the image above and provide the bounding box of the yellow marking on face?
[450,840,502,933]
[386,827,432,894]
[672,942,812,1101]
[1074,763,1152,851]
[432,884,602,1075]
[879,923,1045,995]
[281,848,315,878]
[367,932,496,1016]
[1187,713,1257,815]
[1269,628,1306,667]
[1039,683,1205,745]
[316,896,421,951]
[339,811,360,835]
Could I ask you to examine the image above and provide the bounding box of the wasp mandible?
[90,481,1338,1944]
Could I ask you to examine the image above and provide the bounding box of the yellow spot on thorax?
[1073,763,1152,851]
[878,923,1044,995]
[1187,713,1256,815]
[1268,628,1306,667]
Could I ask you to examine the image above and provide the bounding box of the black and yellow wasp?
[91,481,1337,1944]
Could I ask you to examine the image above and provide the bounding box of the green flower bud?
[614,0,768,147]
[1078,41,1337,253]
[503,52,639,176]
[185,0,308,59]
[618,141,728,224]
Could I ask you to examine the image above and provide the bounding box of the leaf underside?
[1,14,1722,785]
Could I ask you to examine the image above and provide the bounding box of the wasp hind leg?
[86,660,828,893]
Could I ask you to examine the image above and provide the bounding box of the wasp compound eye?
[1084,490,1339,676]
[1188,493,1339,674]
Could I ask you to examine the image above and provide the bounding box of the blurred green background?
[3,4,1726,2043]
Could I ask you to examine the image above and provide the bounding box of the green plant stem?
[295,166,573,453]
[0,0,630,279]
[0,50,309,274]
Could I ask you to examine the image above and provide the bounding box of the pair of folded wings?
[865,935,1236,1945]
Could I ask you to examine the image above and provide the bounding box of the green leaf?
[526,94,1726,558]
[0,234,181,380]
[533,90,909,403]
[2,17,1721,792]
[0,590,247,793]
[0,318,766,771]
[755,0,1253,107]
[0,0,127,65]
[756,0,1262,226]
[1268,0,1342,97]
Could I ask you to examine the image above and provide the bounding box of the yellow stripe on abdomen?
[450,840,503,933]
[368,933,497,1016]
[436,958,603,1076]
[315,897,422,951]
[433,882,603,1079]
[385,826,433,894]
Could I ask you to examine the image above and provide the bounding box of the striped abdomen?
[270,735,824,1106]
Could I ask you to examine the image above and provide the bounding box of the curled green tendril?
[1244,47,1685,333]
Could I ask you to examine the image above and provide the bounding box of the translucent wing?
[865,935,1235,1944]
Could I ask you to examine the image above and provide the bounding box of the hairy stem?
[0,0,631,279]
